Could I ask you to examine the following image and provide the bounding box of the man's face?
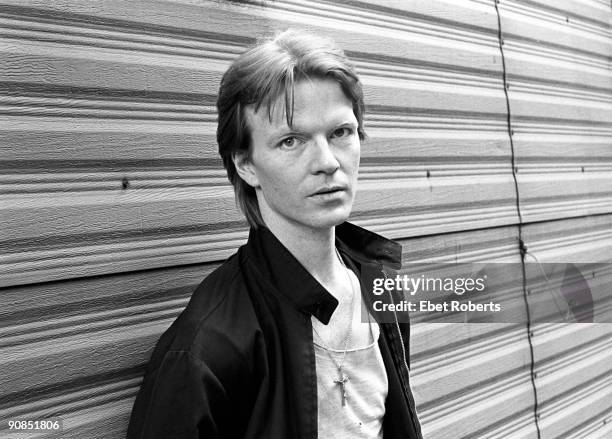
[238,78,360,233]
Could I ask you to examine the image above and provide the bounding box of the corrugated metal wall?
[499,1,612,438]
[1,1,610,438]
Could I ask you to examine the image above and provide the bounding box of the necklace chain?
[311,247,357,406]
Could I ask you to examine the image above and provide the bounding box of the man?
[127,29,422,439]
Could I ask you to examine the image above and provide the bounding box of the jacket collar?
[243,222,402,324]
[334,222,402,270]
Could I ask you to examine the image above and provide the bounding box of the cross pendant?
[333,371,349,406]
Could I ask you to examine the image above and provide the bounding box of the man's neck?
[262,218,342,290]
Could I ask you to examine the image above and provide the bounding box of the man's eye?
[279,137,298,148]
[331,127,352,138]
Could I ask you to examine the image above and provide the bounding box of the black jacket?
[127,222,422,438]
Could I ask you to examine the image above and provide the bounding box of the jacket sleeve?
[126,350,228,439]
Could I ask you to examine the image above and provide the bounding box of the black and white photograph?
[1,1,611,438]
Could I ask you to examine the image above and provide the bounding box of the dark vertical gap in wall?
[493,1,542,437]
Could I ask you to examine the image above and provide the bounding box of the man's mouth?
[311,185,347,196]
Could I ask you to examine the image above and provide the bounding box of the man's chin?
[307,208,353,230]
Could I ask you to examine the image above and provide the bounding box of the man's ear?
[232,150,260,188]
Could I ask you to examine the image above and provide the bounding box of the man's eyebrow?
[269,127,302,139]
[274,119,357,135]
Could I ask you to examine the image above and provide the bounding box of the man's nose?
[310,136,340,174]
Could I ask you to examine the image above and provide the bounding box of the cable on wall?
[493,0,542,437]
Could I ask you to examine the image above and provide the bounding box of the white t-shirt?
[313,321,388,439]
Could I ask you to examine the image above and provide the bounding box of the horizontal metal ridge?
[0,298,188,348]
[0,163,514,194]
[524,227,612,252]
[502,0,612,37]
[354,59,501,88]
[509,91,612,115]
[355,209,518,234]
[0,98,215,121]
[515,164,612,174]
[1,17,245,60]
[0,318,175,397]
[510,121,612,135]
[0,115,210,133]
[365,114,508,131]
[0,110,509,128]
[419,370,532,420]
[509,78,612,100]
[413,324,526,372]
[564,408,612,439]
[499,3,611,59]
[519,198,612,220]
[1,8,505,85]
[482,413,539,439]
[359,163,510,178]
[1,229,247,265]
[411,322,535,438]
[271,0,500,45]
[530,323,612,349]
[399,240,520,265]
[535,330,612,378]
[0,376,140,421]
[508,0,612,27]
[504,41,611,74]
[539,373,612,423]
[1,208,520,286]
[283,0,500,34]
[0,237,245,287]
[0,170,228,194]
